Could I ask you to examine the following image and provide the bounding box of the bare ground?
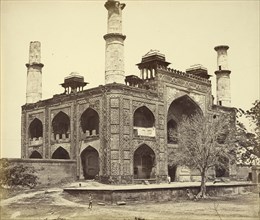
[0,186,259,220]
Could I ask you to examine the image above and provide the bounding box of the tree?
[236,100,260,165]
[0,159,39,188]
[169,113,236,198]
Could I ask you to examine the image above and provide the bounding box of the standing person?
[88,193,93,210]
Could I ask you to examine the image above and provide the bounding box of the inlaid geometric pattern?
[110,108,119,125]
[110,134,119,150]
[111,150,119,160]
[111,125,119,134]
[111,160,119,175]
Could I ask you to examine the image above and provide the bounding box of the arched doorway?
[81,146,99,179]
[133,144,155,179]
[52,147,70,159]
[167,95,203,182]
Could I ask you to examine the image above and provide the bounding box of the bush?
[0,159,38,188]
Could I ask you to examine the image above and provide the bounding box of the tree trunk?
[200,169,207,198]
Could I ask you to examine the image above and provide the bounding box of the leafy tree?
[169,113,236,198]
[236,100,260,165]
[0,159,38,188]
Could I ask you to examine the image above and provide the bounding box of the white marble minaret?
[214,45,231,107]
[104,0,126,84]
[26,41,44,103]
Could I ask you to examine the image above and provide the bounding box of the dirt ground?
[0,186,259,220]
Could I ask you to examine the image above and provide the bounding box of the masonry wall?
[6,158,77,186]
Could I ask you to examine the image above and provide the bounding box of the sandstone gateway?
[21,0,236,184]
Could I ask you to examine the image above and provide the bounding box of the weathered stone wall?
[64,183,255,204]
[6,158,77,186]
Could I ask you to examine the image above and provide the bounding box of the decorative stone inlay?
[110,98,119,108]
[123,125,130,134]
[158,105,164,115]
[123,160,130,175]
[123,99,130,109]
[111,125,119,133]
[50,107,71,120]
[123,150,130,160]
[110,134,119,150]
[123,109,130,125]
[190,93,206,113]
[111,160,119,175]
[111,150,119,160]
[166,86,206,113]
[110,108,119,125]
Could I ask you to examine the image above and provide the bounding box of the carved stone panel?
[123,125,130,135]
[111,160,119,175]
[123,99,130,109]
[123,150,130,160]
[123,160,130,175]
[110,109,119,125]
[110,134,119,150]
[123,109,130,126]
[111,125,119,134]
[110,98,119,108]
[111,150,119,160]
[190,93,206,113]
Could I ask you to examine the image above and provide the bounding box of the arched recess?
[29,118,43,139]
[29,150,42,159]
[167,95,203,144]
[52,146,70,159]
[133,106,155,137]
[81,146,99,179]
[52,111,70,140]
[133,144,156,179]
[134,106,155,127]
[80,108,99,136]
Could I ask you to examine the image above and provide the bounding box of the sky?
[1,0,259,158]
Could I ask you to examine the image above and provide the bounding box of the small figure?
[167,175,171,184]
[88,193,93,209]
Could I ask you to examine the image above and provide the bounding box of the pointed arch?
[167,95,203,122]
[29,118,43,139]
[80,108,99,136]
[52,147,70,159]
[81,146,99,179]
[133,106,155,128]
[167,95,203,144]
[133,144,156,179]
[52,111,70,140]
[29,151,42,159]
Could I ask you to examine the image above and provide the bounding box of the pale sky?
[1,0,259,158]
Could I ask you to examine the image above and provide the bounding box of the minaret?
[104,0,126,84]
[214,45,231,107]
[26,41,44,103]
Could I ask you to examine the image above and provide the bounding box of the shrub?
[0,159,38,188]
